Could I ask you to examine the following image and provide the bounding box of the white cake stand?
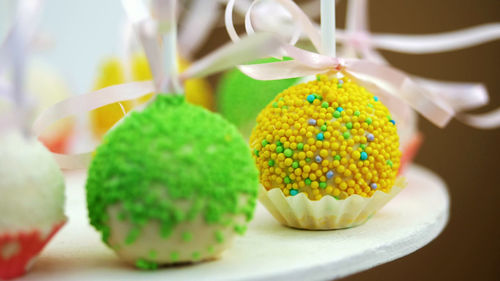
[21,165,449,281]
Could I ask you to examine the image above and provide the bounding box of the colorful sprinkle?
[268,159,275,167]
[374,96,379,102]
[261,139,268,147]
[317,133,324,140]
[365,118,372,125]
[276,146,284,153]
[386,160,393,167]
[360,151,368,161]
[305,178,312,185]
[346,122,353,129]
[307,95,315,103]
[292,161,299,169]
[315,155,323,163]
[333,111,341,118]
[290,189,299,196]
[370,183,378,190]
[297,143,304,150]
[284,176,291,184]
[321,102,329,108]
[334,155,341,161]
[367,133,375,142]
[319,182,327,189]
[343,132,350,139]
[326,170,334,179]
[354,110,360,116]
[284,148,293,157]
[308,119,317,125]
[337,107,344,112]
[321,124,327,131]
[389,119,396,125]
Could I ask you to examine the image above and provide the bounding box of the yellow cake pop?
[251,74,401,200]
[251,74,403,229]
[89,54,213,138]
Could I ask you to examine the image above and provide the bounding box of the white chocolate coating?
[0,131,66,235]
[105,203,246,266]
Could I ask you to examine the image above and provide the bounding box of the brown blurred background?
[197,0,500,280]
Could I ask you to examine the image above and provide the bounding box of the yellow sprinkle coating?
[250,75,401,200]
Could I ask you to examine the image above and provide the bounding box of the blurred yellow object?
[89,54,214,138]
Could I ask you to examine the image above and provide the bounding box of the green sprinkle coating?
[182,231,193,242]
[170,251,180,262]
[215,230,225,243]
[136,258,158,270]
[86,95,258,254]
[192,251,201,261]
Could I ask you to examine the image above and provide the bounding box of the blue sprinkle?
[367,133,375,142]
[360,151,368,161]
[374,96,379,102]
[290,189,299,196]
[370,183,378,190]
[308,119,317,125]
[326,171,334,179]
[307,95,315,103]
[316,133,324,140]
[315,155,323,163]
[389,119,396,125]
[337,107,344,112]
[338,80,344,84]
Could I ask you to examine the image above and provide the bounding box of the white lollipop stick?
[321,0,335,57]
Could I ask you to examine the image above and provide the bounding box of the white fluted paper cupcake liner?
[259,178,406,230]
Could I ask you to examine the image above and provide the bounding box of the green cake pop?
[86,94,258,268]
[217,57,300,138]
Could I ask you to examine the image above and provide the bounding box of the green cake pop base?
[86,94,258,268]
[216,57,300,138]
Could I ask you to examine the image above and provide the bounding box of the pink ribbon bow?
[230,0,500,129]
[226,0,456,128]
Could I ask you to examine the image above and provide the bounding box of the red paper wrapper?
[0,221,66,280]
[399,133,423,175]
